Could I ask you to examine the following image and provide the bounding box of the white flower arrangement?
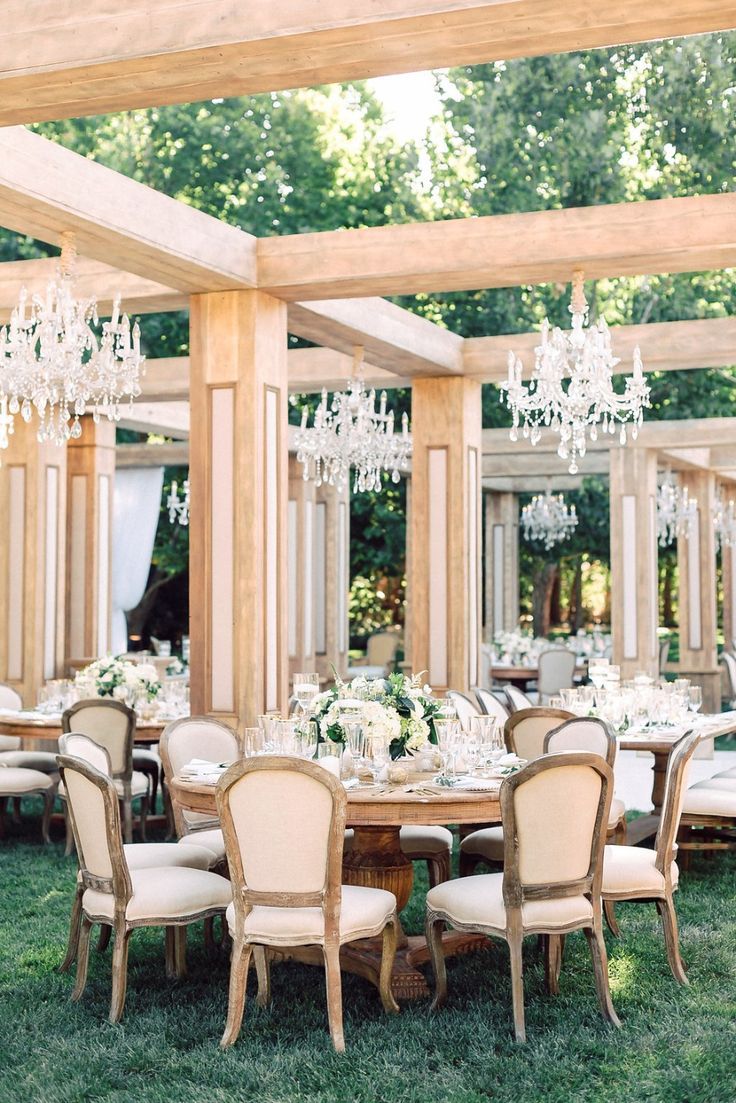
[75,656,161,704]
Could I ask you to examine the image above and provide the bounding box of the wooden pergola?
[0,3,734,724]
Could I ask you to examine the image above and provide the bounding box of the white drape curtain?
[111,467,165,653]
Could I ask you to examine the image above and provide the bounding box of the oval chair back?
[544,717,616,767]
[474,688,510,726]
[58,732,112,776]
[446,690,480,732]
[160,716,240,837]
[504,684,534,713]
[0,683,23,751]
[655,729,701,876]
[62,699,135,782]
[505,707,575,760]
[721,651,736,703]
[537,648,577,703]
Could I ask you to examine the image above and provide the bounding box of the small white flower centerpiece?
[74,655,161,706]
[310,672,440,760]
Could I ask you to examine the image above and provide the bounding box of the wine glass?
[687,685,702,715]
[242,727,265,757]
[296,720,319,759]
[366,734,389,781]
[293,673,320,718]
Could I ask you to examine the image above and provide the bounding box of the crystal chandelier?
[0,395,13,453]
[656,470,697,547]
[520,484,578,550]
[295,346,412,493]
[500,270,651,474]
[0,232,145,446]
[712,490,736,551]
[167,479,190,526]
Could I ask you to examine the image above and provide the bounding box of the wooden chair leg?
[41,789,55,844]
[109,928,131,1023]
[584,921,621,1029]
[63,805,75,857]
[425,915,448,1010]
[427,850,452,889]
[97,924,112,954]
[165,926,177,978]
[71,917,93,1002]
[254,946,272,1008]
[603,898,621,937]
[459,851,482,878]
[323,937,345,1053]
[378,916,400,1014]
[204,916,217,954]
[138,796,149,842]
[59,883,84,973]
[220,940,252,1049]
[0,797,6,839]
[656,895,688,985]
[173,925,187,978]
[12,796,22,824]
[544,934,565,996]
[508,934,526,1043]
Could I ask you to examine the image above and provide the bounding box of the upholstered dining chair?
[0,682,59,777]
[57,734,217,974]
[537,648,577,704]
[217,756,400,1052]
[677,748,736,861]
[61,699,148,848]
[600,730,700,984]
[504,684,534,713]
[446,690,480,732]
[459,708,574,875]
[0,762,57,843]
[159,715,241,866]
[544,718,627,845]
[58,753,231,1023]
[720,651,736,709]
[473,687,510,726]
[426,752,619,1042]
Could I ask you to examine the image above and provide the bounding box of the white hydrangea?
[403,716,430,751]
[360,701,401,744]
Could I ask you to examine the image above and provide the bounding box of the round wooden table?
[0,712,170,746]
[170,774,502,1001]
[491,662,587,690]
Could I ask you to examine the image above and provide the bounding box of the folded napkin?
[497,753,525,768]
[179,758,231,779]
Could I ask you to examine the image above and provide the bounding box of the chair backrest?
[57,754,131,905]
[58,732,112,776]
[537,648,577,699]
[0,683,22,710]
[721,652,736,698]
[61,699,136,780]
[446,690,480,732]
[217,757,345,929]
[504,684,534,713]
[160,716,240,835]
[658,639,670,672]
[655,729,701,875]
[505,707,575,760]
[365,632,400,668]
[474,687,510,725]
[478,643,493,691]
[501,752,612,910]
[544,717,616,767]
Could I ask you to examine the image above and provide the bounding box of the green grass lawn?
[1,808,735,1103]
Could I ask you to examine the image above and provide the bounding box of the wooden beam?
[483,418,736,454]
[287,348,412,393]
[482,452,609,478]
[483,475,585,493]
[0,127,256,292]
[117,402,190,438]
[0,2,733,124]
[258,194,736,300]
[116,442,189,468]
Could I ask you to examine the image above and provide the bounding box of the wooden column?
[65,416,115,663]
[676,470,720,713]
[189,290,288,728]
[610,448,659,680]
[0,418,66,704]
[288,453,317,682]
[722,533,736,653]
[408,377,482,692]
[314,476,350,683]
[483,490,519,641]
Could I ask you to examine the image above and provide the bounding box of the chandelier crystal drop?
[712,490,736,551]
[0,232,145,447]
[0,395,13,453]
[656,470,698,547]
[295,346,412,493]
[520,484,578,550]
[500,270,651,474]
[167,479,190,526]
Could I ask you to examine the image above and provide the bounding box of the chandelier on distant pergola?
[656,470,698,547]
[713,489,736,551]
[500,269,651,474]
[294,346,412,493]
[0,231,145,447]
[520,483,578,550]
[167,478,190,527]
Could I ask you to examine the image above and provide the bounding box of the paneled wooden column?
[408,377,482,692]
[65,416,115,663]
[721,527,736,653]
[483,490,519,641]
[288,453,317,681]
[0,418,66,704]
[189,290,288,728]
[314,477,350,683]
[676,470,720,713]
[610,448,659,679]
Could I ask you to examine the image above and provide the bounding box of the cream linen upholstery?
[446,690,480,732]
[428,873,593,932]
[544,719,625,841]
[0,749,59,772]
[344,825,453,855]
[217,757,399,1052]
[515,765,602,883]
[124,842,212,871]
[712,766,736,780]
[682,784,736,816]
[0,684,22,709]
[537,648,577,703]
[84,866,232,922]
[474,688,510,725]
[176,827,224,863]
[504,684,534,713]
[159,716,239,838]
[0,766,56,793]
[690,775,736,791]
[505,708,574,760]
[602,846,679,895]
[226,885,395,946]
[59,770,149,800]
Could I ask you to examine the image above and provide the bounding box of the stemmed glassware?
[293,673,320,718]
[687,685,702,715]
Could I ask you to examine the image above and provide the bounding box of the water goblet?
[296,720,319,759]
[242,727,265,757]
[687,685,702,715]
[293,672,320,718]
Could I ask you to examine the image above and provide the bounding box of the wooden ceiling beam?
[0,2,732,124]
[116,442,189,468]
[483,418,736,455]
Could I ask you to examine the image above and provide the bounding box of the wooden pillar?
[189,290,288,728]
[610,448,658,680]
[483,490,519,641]
[0,418,66,704]
[408,377,482,693]
[314,476,350,683]
[722,535,736,653]
[288,453,317,681]
[66,417,115,663]
[676,470,720,713]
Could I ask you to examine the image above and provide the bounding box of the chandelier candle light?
[520,482,578,550]
[167,478,190,526]
[295,346,412,493]
[656,470,698,547]
[0,232,145,447]
[500,270,650,474]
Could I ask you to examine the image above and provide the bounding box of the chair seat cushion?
[0,767,56,794]
[83,867,232,922]
[0,750,59,774]
[682,782,736,817]
[59,771,149,801]
[344,825,453,858]
[608,797,626,829]
[602,845,677,896]
[178,827,226,863]
[124,842,213,872]
[692,775,736,791]
[226,884,396,947]
[712,766,736,780]
[460,826,505,863]
[427,872,593,933]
